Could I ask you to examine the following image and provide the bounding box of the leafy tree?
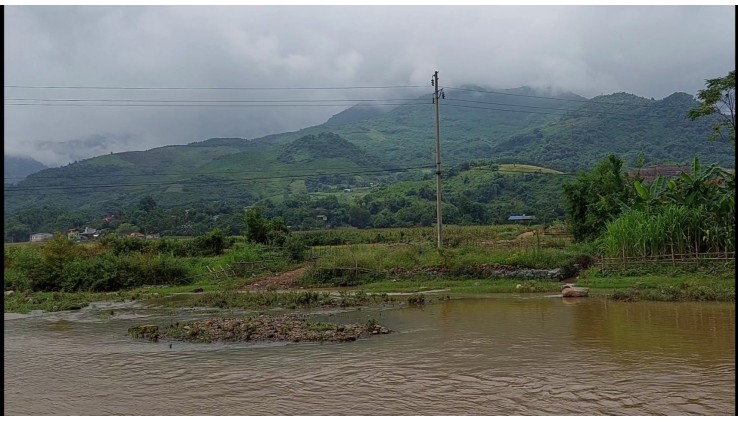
[562,154,632,242]
[688,70,735,148]
[4,218,31,243]
[245,207,269,244]
[372,209,396,228]
[266,217,289,247]
[116,222,140,235]
[138,195,158,212]
[188,229,231,256]
[245,207,290,245]
[348,205,371,228]
[28,234,78,291]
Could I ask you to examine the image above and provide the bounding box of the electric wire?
[4,163,425,182]
[441,102,670,122]
[4,84,429,90]
[4,102,430,108]
[5,92,671,120]
[5,97,427,103]
[443,97,662,119]
[4,165,577,194]
[3,165,432,194]
[444,86,651,106]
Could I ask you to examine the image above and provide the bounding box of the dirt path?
[516,230,536,239]
[240,266,309,291]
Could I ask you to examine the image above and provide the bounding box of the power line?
[444,98,658,119]
[5,84,428,91]
[5,82,661,109]
[4,163,424,182]
[480,167,576,177]
[5,97,426,104]
[5,94,669,120]
[5,102,430,108]
[445,86,641,106]
[3,166,432,194]
[4,99,681,123]
[441,102,667,123]
[3,164,578,193]
[4,83,635,109]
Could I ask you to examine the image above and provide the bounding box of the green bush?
[19,247,193,292]
[301,266,380,287]
[283,235,308,262]
[102,235,153,255]
[103,231,234,258]
[172,230,235,257]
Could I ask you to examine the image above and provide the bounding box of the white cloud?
[4,5,735,166]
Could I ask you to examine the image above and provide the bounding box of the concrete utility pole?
[432,70,444,249]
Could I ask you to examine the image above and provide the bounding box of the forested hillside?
[490,92,733,170]
[4,85,734,241]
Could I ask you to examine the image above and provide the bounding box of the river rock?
[561,284,589,298]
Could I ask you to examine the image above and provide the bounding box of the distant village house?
[30,233,54,242]
[507,214,536,222]
[68,227,99,242]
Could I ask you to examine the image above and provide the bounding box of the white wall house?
[30,233,54,242]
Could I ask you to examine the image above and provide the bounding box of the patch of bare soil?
[241,266,309,291]
[516,231,536,239]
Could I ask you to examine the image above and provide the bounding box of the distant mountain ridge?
[4,155,48,184]
[489,92,733,170]
[324,104,389,127]
[4,86,734,220]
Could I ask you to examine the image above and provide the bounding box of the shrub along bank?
[3,230,300,294]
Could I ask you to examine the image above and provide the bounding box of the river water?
[4,295,735,415]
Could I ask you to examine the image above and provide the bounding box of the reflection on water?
[4,296,735,415]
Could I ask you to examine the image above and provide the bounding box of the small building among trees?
[30,233,54,242]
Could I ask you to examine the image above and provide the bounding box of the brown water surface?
[3,296,735,415]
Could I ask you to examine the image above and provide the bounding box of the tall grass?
[602,204,734,259]
[302,242,591,287]
[291,224,535,246]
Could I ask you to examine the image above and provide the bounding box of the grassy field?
[4,224,734,314]
[497,163,564,174]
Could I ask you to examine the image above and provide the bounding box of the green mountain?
[4,132,392,216]
[490,92,734,170]
[4,86,734,225]
[245,87,732,172]
[249,86,587,168]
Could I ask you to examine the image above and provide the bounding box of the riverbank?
[4,226,734,314]
[4,269,734,314]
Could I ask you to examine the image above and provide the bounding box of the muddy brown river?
[3,295,735,415]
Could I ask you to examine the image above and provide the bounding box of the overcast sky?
[4,5,735,166]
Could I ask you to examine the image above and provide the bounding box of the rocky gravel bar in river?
[128,314,391,344]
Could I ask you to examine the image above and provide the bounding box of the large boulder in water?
[562,284,589,298]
